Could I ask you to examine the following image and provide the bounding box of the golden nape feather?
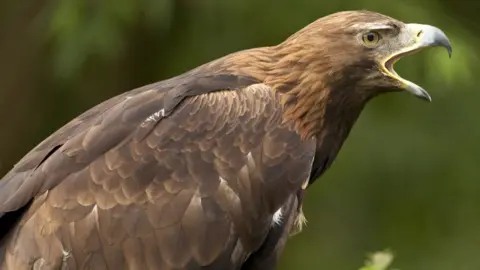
[0,10,451,270]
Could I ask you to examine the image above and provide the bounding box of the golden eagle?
[0,10,451,270]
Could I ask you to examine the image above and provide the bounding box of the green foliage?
[44,0,476,86]
[48,0,174,79]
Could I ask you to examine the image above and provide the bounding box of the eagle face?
[356,21,451,101]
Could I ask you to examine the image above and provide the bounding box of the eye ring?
[362,31,381,47]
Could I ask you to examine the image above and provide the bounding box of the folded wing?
[0,73,315,269]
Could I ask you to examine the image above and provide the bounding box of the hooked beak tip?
[408,23,452,58]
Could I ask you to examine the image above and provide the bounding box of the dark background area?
[0,1,477,269]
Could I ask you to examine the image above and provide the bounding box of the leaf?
[359,250,396,270]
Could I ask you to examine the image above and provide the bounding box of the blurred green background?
[0,1,477,269]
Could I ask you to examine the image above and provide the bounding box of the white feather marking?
[219,176,227,184]
[62,249,72,261]
[272,208,283,226]
[142,108,165,126]
[91,204,100,229]
[246,152,253,163]
[92,204,98,215]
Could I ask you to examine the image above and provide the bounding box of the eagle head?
[279,10,452,102]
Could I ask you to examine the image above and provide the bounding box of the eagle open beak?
[381,23,452,102]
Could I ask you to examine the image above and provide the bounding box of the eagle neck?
[263,44,369,141]
[208,45,369,142]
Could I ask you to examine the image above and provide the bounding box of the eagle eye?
[362,31,381,47]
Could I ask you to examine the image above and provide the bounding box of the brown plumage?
[0,10,451,270]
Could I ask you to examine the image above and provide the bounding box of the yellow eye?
[362,31,381,47]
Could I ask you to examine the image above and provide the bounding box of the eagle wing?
[0,73,316,269]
